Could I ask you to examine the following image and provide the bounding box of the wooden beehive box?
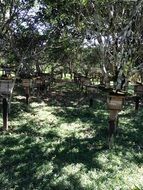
[36,77,43,85]
[1,65,15,75]
[0,80,13,95]
[107,94,124,110]
[86,85,98,93]
[134,85,143,95]
[22,79,31,87]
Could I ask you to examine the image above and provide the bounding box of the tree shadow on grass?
[38,81,106,108]
[42,89,107,109]
[117,107,143,144]
[1,81,143,189]
[0,140,48,189]
[51,100,143,166]
[0,112,108,190]
[48,135,106,166]
[8,101,32,118]
[113,106,143,165]
[51,100,108,124]
[0,134,103,189]
[43,89,87,107]
[0,107,143,189]
[0,117,59,189]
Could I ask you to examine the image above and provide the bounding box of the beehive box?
[134,85,143,95]
[22,79,31,87]
[4,67,13,74]
[86,85,98,93]
[0,80,13,94]
[36,77,43,85]
[107,95,124,110]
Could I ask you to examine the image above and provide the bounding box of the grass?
[0,81,143,190]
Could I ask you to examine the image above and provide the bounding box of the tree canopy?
[0,0,143,81]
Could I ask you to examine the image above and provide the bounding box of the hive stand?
[0,79,14,130]
[107,92,125,148]
[22,79,31,105]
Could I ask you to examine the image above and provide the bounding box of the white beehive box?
[0,80,13,94]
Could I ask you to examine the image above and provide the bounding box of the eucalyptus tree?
[36,0,143,88]
[1,0,143,85]
[83,0,143,89]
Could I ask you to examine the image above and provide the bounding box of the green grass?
[0,81,143,190]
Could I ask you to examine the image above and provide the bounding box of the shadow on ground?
[0,80,143,189]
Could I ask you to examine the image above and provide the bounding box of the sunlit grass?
[0,81,143,189]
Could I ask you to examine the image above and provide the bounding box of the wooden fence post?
[135,96,140,111]
[3,98,8,131]
[25,87,30,105]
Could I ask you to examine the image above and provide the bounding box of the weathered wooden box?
[1,65,15,76]
[107,95,124,110]
[0,80,13,94]
[35,77,43,85]
[134,85,143,95]
[85,85,99,93]
[22,79,31,87]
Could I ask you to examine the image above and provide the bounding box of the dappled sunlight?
[0,0,143,188]
[0,80,143,189]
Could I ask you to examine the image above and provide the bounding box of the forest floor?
[0,80,143,190]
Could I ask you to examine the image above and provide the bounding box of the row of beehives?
[107,84,143,111]
[73,72,143,111]
[0,74,54,96]
[73,72,98,89]
[0,72,55,131]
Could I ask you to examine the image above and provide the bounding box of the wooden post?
[25,87,29,105]
[37,85,41,97]
[108,110,119,149]
[135,96,140,111]
[22,79,30,104]
[3,98,8,131]
[109,110,118,130]
[107,93,124,148]
[134,85,143,110]
[108,120,116,138]
[89,97,93,107]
